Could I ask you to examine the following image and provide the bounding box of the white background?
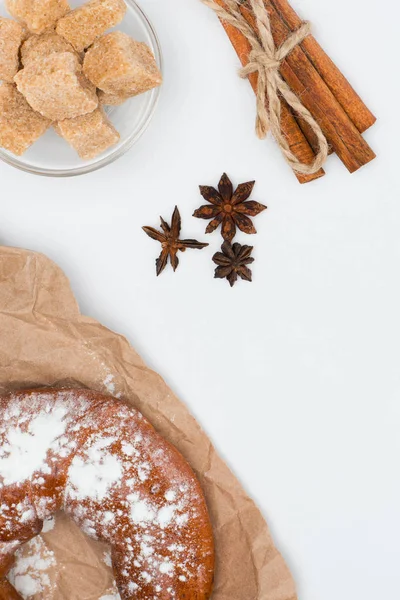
[1,0,399,598]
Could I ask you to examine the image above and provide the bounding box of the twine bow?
[201,0,329,175]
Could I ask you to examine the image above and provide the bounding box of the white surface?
[0,0,399,598]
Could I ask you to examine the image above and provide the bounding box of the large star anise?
[143,206,208,276]
[212,241,254,287]
[193,173,267,242]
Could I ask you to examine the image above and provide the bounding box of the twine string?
[201,0,329,175]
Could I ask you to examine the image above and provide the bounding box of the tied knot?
[241,49,280,77]
[240,20,312,90]
[201,0,329,176]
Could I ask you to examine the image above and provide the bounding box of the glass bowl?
[0,0,162,176]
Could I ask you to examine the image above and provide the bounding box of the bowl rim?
[0,0,163,177]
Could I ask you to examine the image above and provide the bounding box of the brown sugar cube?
[0,17,26,82]
[21,31,75,66]
[0,83,50,155]
[97,89,130,106]
[55,108,119,159]
[83,32,162,96]
[56,0,126,53]
[6,0,70,34]
[14,52,98,121]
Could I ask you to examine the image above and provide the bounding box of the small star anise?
[143,206,209,276]
[212,241,254,287]
[193,173,267,242]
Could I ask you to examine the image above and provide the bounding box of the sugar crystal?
[83,32,162,96]
[15,52,98,120]
[98,89,130,107]
[56,0,126,52]
[0,83,50,155]
[6,0,70,34]
[21,31,75,66]
[0,17,25,82]
[55,108,119,159]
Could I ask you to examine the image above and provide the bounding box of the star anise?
[193,173,267,242]
[212,241,254,287]
[143,206,209,275]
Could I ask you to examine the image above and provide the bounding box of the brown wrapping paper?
[0,245,297,600]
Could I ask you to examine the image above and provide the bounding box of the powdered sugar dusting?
[63,401,211,597]
[100,582,122,600]
[67,437,122,501]
[103,374,116,395]
[0,389,213,600]
[0,406,68,485]
[7,536,56,599]
[80,342,121,399]
[41,516,55,533]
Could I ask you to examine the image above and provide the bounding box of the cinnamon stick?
[239,4,333,156]
[270,0,376,133]
[248,1,375,173]
[214,0,325,183]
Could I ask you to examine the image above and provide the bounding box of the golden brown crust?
[0,579,23,600]
[0,388,214,600]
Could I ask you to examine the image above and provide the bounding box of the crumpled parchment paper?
[0,246,297,600]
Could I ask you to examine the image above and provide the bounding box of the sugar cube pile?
[0,0,162,159]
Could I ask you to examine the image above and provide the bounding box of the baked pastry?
[0,388,214,599]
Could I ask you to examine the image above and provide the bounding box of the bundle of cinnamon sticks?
[213,0,376,183]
